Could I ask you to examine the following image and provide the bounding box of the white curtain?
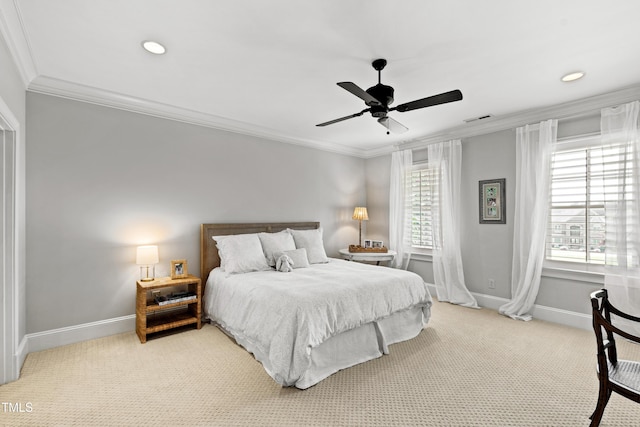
[499,119,557,321]
[428,140,478,307]
[601,100,640,336]
[389,149,413,269]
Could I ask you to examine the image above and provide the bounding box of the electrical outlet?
[488,279,496,289]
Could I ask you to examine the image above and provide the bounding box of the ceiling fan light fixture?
[561,71,585,82]
[142,40,166,55]
[378,116,408,134]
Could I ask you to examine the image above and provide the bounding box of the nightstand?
[136,275,202,343]
[339,248,397,265]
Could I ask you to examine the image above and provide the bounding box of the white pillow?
[258,231,296,266]
[213,234,270,274]
[275,248,310,269]
[288,228,329,264]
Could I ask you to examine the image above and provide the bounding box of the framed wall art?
[479,178,506,224]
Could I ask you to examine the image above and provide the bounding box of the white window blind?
[409,166,438,248]
[547,135,633,265]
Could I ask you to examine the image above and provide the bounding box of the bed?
[200,222,433,389]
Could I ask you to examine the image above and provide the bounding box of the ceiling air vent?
[464,114,493,123]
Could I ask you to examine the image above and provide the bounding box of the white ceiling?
[3,0,640,157]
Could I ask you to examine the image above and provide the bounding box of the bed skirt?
[213,305,428,389]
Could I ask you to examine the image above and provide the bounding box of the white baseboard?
[426,284,592,331]
[26,314,135,353]
[21,286,591,357]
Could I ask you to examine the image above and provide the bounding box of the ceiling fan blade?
[316,109,369,127]
[337,82,382,106]
[392,89,463,113]
[378,116,408,134]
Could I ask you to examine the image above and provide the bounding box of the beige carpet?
[2,301,640,426]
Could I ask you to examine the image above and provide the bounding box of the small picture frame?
[363,239,372,248]
[170,259,188,279]
[479,178,506,224]
[371,240,384,249]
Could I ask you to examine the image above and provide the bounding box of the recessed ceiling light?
[142,40,166,55]
[561,71,585,82]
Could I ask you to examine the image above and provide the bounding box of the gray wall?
[26,92,366,333]
[461,129,516,299]
[366,116,605,316]
[0,32,27,346]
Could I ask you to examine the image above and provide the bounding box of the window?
[408,165,438,249]
[547,134,631,265]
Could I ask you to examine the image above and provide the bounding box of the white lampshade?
[352,207,369,221]
[136,245,159,265]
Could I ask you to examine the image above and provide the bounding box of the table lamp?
[136,245,159,282]
[352,207,369,247]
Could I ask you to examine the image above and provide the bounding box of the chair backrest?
[591,289,640,374]
[591,289,619,373]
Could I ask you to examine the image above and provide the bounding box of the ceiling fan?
[316,59,463,134]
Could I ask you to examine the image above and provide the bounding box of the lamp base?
[139,265,156,282]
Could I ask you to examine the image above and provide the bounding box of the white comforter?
[204,258,432,386]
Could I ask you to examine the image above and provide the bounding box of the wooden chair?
[590,289,640,426]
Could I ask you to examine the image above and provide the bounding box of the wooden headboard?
[200,222,320,281]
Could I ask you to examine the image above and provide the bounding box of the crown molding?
[394,84,640,153]
[25,75,640,161]
[27,75,368,158]
[0,0,37,87]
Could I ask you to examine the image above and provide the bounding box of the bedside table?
[339,248,397,265]
[136,275,202,343]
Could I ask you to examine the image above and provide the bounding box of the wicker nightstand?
[135,275,202,343]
